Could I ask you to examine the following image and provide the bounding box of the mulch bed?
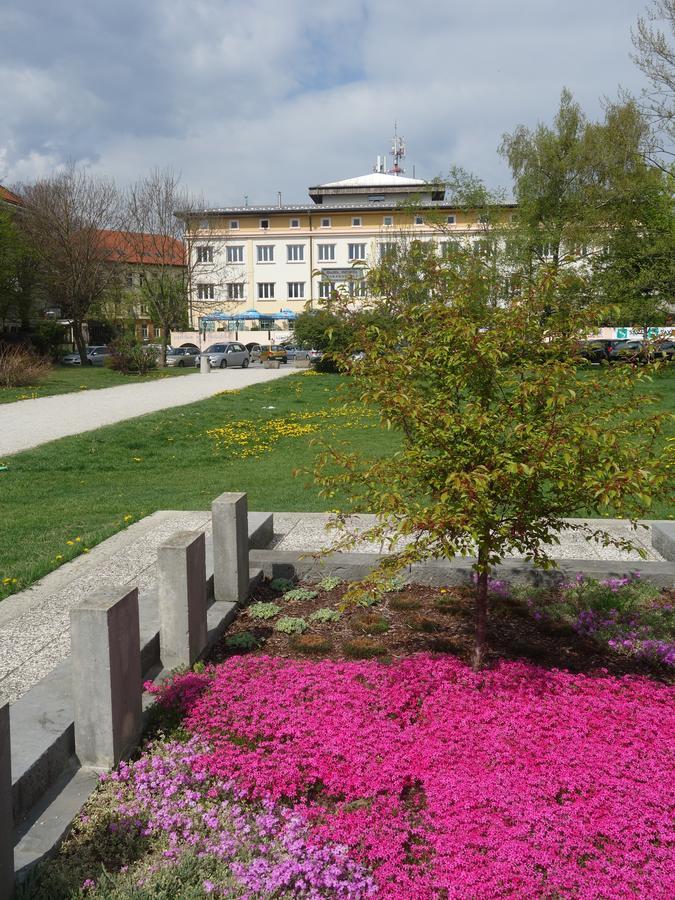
[208,580,674,681]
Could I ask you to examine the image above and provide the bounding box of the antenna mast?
[389,123,406,176]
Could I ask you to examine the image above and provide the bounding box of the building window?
[379,243,398,260]
[260,219,270,229]
[287,282,305,299]
[229,220,239,229]
[440,240,461,259]
[289,218,300,228]
[414,215,424,225]
[287,244,305,262]
[473,239,491,258]
[318,281,332,299]
[227,245,244,263]
[352,217,362,227]
[258,282,275,299]
[349,280,367,298]
[446,215,456,225]
[126,273,134,287]
[257,244,274,263]
[142,324,148,339]
[199,219,210,230]
[228,283,244,300]
[383,215,393,226]
[348,243,366,261]
[321,217,331,228]
[196,245,213,263]
[317,244,336,261]
[140,304,149,316]
[197,283,215,300]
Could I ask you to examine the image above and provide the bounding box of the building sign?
[321,268,365,283]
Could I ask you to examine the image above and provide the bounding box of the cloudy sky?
[0,0,655,206]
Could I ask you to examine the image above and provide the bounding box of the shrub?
[353,613,390,635]
[224,631,259,651]
[291,634,333,654]
[282,588,318,603]
[108,337,158,375]
[0,345,51,388]
[30,321,67,361]
[275,616,307,635]
[246,602,281,621]
[342,638,387,659]
[408,614,444,633]
[389,595,423,611]
[318,575,342,591]
[308,607,341,624]
[270,577,295,592]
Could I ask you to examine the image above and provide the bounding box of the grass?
[0,369,672,602]
[0,373,396,598]
[0,363,197,404]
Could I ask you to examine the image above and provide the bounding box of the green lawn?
[0,369,672,602]
[0,363,197,404]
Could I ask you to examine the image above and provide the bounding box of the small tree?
[20,165,123,362]
[311,244,670,669]
[632,0,675,148]
[125,169,194,366]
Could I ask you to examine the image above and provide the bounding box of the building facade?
[177,168,515,332]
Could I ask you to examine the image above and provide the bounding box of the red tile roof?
[0,184,23,206]
[98,229,185,267]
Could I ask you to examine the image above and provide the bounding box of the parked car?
[281,344,310,361]
[61,345,111,366]
[165,346,199,367]
[608,340,653,363]
[245,342,262,362]
[652,339,675,360]
[579,339,628,362]
[577,341,607,363]
[307,348,324,362]
[259,345,288,363]
[200,342,250,368]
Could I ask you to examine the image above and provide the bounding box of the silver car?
[165,346,199,368]
[61,345,111,366]
[201,342,250,369]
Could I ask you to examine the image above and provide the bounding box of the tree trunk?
[472,560,490,671]
[73,320,88,364]
[161,322,170,367]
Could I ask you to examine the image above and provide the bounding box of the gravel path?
[0,365,294,456]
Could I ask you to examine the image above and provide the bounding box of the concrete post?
[158,531,208,669]
[212,492,249,604]
[70,586,142,769]
[0,704,13,900]
[200,355,211,374]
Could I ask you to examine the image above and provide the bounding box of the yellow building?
[177,164,515,331]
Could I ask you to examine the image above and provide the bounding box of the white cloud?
[0,0,655,202]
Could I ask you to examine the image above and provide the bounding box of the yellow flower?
[132,457,143,462]
[55,554,63,561]
[66,540,74,546]
[75,536,81,542]
[123,514,133,522]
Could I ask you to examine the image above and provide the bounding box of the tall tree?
[500,91,674,325]
[632,0,675,151]
[20,165,124,362]
[125,169,194,366]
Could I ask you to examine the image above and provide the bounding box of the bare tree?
[20,165,124,362]
[125,169,199,366]
[632,0,675,150]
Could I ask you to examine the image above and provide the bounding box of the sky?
[0,0,656,207]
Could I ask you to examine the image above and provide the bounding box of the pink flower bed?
[154,656,675,898]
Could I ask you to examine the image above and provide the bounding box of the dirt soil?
[208,580,673,680]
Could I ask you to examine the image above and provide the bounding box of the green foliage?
[108,336,158,375]
[246,601,281,620]
[224,631,258,651]
[282,588,318,602]
[311,226,670,667]
[318,575,342,591]
[555,575,662,617]
[308,607,342,623]
[30,321,68,360]
[353,613,390,635]
[270,577,296,592]
[274,616,308,635]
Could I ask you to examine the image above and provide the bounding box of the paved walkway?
[0,365,294,457]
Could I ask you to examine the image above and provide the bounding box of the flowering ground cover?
[26,651,674,898]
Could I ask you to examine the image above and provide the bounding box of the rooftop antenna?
[277,191,282,207]
[388,122,406,176]
[244,195,248,207]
